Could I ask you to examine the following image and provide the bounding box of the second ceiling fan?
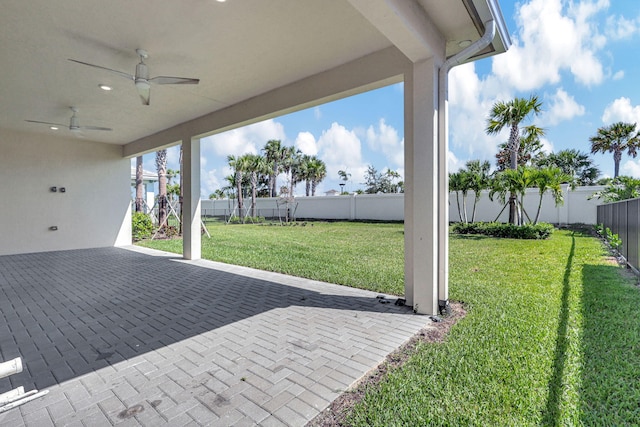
[69,49,200,106]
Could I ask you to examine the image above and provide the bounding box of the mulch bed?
[307,301,467,427]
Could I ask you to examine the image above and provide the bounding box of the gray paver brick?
[262,390,296,413]
[238,398,270,423]
[287,397,320,419]
[0,246,428,427]
[273,404,308,427]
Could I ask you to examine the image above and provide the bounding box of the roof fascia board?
[123,46,410,158]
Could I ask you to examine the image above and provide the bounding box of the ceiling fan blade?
[137,85,151,106]
[68,59,134,81]
[81,126,112,131]
[149,76,200,85]
[25,119,67,127]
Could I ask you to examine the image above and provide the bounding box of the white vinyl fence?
[201,185,605,225]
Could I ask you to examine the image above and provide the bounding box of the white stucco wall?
[202,186,603,224]
[0,129,131,255]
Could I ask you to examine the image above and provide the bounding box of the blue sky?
[137,0,640,197]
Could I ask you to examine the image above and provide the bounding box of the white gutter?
[437,19,496,313]
[443,19,496,72]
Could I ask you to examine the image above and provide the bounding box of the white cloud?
[602,97,640,124]
[201,169,221,197]
[613,70,625,80]
[605,14,640,40]
[202,119,286,158]
[365,119,404,168]
[448,151,463,173]
[492,0,607,90]
[314,107,322,120]
[315,122,366,184]
[294,131,317,155]
[540,137,554,154]
[196,118,287,194]
[542,88,585,125]
[448,63,505,162]
[621,159,640,178]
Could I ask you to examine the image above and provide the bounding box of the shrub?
[604,226,622,252]
[132,212,154,241]
[452,222,554,239]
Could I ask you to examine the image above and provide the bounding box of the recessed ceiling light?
[50,126,59,130]
[216,0,226,2]
[458,40,472,48]
[98,84,112,91]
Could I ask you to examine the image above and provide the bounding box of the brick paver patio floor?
[0,246,430,426]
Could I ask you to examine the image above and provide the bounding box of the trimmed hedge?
[452,222,554,239]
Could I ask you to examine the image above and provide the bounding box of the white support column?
[183,137,201,260]
[404,57,440,315]
[437,66,449,310]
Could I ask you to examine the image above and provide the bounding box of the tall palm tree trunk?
[235,171,243,214]
[614,150,622,178]
[156,150,168,230]
[271,163,278,197]
[178,145,183,235]
[509,124,519,224]
[135,156,144,212]
[251,172,257,218]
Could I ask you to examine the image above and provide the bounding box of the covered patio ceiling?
[1,0,508,149]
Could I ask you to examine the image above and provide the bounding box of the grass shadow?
[541,232,575,425]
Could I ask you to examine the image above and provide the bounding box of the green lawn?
[139,221,405,294]
[138,221,640,426]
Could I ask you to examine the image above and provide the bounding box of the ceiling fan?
[26,107,112,131]
[68,49,200,106]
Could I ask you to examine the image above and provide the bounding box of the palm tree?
[262,140,285,197]
[495,125,545,171]
[227,154,251,217]
[243,154,268,217]
[486,95,543,223]
[589,176,640,202]
[155,149,168,229]
[490,167,536,225]
[298,155,313,196]
[536,149,600,186]
[449,171,466,222]
[465,160,491,223]
[532,167,570,224]
[338,169,351,194]
[590,122,640,178]
[165,168,180,204]
[307,156,327,196]
[280,146,301,196]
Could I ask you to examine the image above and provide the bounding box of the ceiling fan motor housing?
[135,63,150,89]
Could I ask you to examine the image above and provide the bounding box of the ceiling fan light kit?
[68,48,200,106]
[25,107,112,132]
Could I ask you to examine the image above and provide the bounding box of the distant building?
[130,168,157,212]
[324,189,340,196]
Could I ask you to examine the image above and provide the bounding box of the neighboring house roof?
[325,190,340,196]
[130,168,157,183]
